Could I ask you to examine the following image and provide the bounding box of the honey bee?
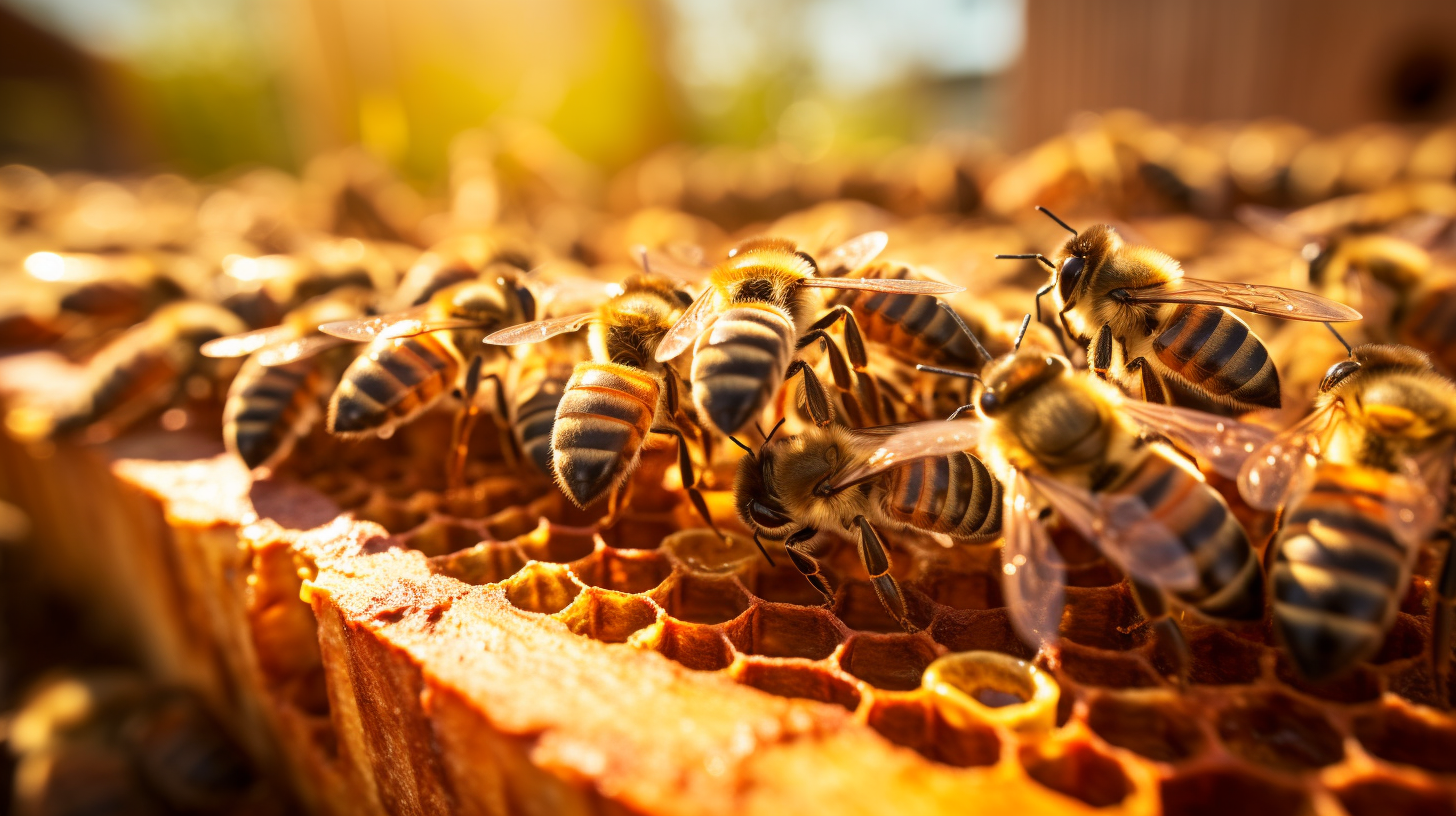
[5,301,247,441]
[3,251,186,352]
[651,232,963,436]
[1238,343,1456,682]
[998,208,1360,415]
[487,273,725,536]
[319,268,535,488]
[507,322,586,478]
[930,341,1274,681]
[201,287,375,473]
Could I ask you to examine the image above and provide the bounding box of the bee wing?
[1024,471,1201,593]
[1002,469,1067,650]
[484,312,596,345]
[1387,453,1452,550]
[800,277,964,295]
[200,325,297,358]
[1116,398,1274,480]
[654,288,720,362]
[255,334,351,366]
[819,231,888,276]
[635,243,709,282]
[828,420,986,490]
[1116,277,1361,322]
[318,306,480,342]
[1236,402,1340,511]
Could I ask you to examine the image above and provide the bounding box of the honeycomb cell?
[834,581,927,633]
[556,587,660,643]
[514,524,597,564]
[1085,693,1206,762]
[653,573,753,625]
[732,658,861,710]
[429,543,528,586]
[1186,627,1266,686]
[1160,769,1308,816]
[913,568,1004,611]
[1335,778,1456,816]
[1352,703,1456,773]
[928,609,1034,660]
[1060,585,1146,651]
[1057,643,1162,689]
[865,695,1000,768]
[575,547,671,595]
[660,529,764,575]
[403,516,486,558]
[838,634,938,691]
[1273,656,1380,704]
[501,562,582,615]
[647,619,737,671]
[1019,741,1132,808]
[597,516,679,550]
[923,651,1059,735]
[748,561,835,607]
[727,603,846,660]
[1214,691,1344,771]
[1371,613,1429,664]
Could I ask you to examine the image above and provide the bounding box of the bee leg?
[1035,282,1073,359]
[784,360,834,427]
[651,426,727,543]
[447,356,487,491]
[479,371,521,470]
[1127,357,1170,405]
[1128,579,1191,689]
[798,304,853,339]
[783,529,833,601]
[854,515,917,632]
[1432,530,1456,703]
[796,329,854,390]
[1091,325,1114,378]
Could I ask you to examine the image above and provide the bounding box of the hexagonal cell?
[865,696,999,769]
[1058,643,1162,689]
[838,634,938,691]
[660,529,764,575]
[428,542,528,586]
[1160,769,1308,816]
[1060,585,1147,651]
[402,516,486,558]
[1085,693,1206,763]
[923,651,1060,736]
[1019,741,1132,808]
[501,562,582,615]
[1352,704,1456,773]
[480,501,550,542]
[913,569,1004,611]
[1186,626,1265,686]
[653,573,753,625]
[726,603,846,660]
[574,548,672,595]
[556,587,660,643]
[1371,613,1429,664]
[514,525,597,564]
[354,488,432,533]
[440,474,543,519]
[748,561,834,607]
[1335,778,1456,816]
[1273,655,1380,704]
[650,619,737,672]
[927,609,1034,660]
[597,516,678,550]
[1215,691,1344,772]
[733,659,861,710]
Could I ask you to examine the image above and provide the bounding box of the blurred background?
[4,0,1451,184]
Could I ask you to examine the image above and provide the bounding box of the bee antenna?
[936,301,993,364]
[637,246,651,275]
[729,436,755,459]
[1036,206,1078,235]
[1323,322,1354,358]
[996,253,1057,271]
[752,531,776,566]
[1013,315,1031,351]
[916,364,981,383]
[761,417,787,449]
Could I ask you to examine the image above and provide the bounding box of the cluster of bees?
[6,117,1456,699]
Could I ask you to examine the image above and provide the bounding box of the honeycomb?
[5,115,1456,815]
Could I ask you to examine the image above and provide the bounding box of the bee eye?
[1319,360,1361,392]
[1057,256,1085,303]
[747,499,792,530]
[979,391,1001,416]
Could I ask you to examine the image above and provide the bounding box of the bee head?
[733,444,795,536]
[1055,224,1118,306]
[978,349,1069,417]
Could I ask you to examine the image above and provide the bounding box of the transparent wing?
[828,420,986,490]
[1024,471,1201,593]
[318,306,481,342]
[1116,397,1274,480]
[653,289,720,362]
[1387,452,1452,550]
[255,334,351,366]
[819,231,888,276]
[1237,402,1340,511]
[200,325,297,358]
[1116,277,1361,322]
[1002,469,1067,650]
[484,312,596,345]
[635,243,709,281]
[800,277,964,295]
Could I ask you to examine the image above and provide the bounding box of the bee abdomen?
[1271,466,1412,679]
[834,286,982,368]
[691,306,795,435]
[1153,305,1279,409]
[328,333,455,435]
[223,357,323,470]
[883,453,1002,540]
[551,364,660,508]
[1117,451,1263,621]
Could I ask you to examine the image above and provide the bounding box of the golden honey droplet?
[922,651,1059,736]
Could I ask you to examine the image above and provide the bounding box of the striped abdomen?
[691,305,795,435]
[328,332,458,436]
[223,356,323,470]
[827,285,983,369]
[512,352,576,477]
[878,452,1001,541]
[1109,450,1264,621]
[1271,463,1414,679]
[551,363,661,508]
[1152,304,1280,412]
[1400,282,1456,374]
